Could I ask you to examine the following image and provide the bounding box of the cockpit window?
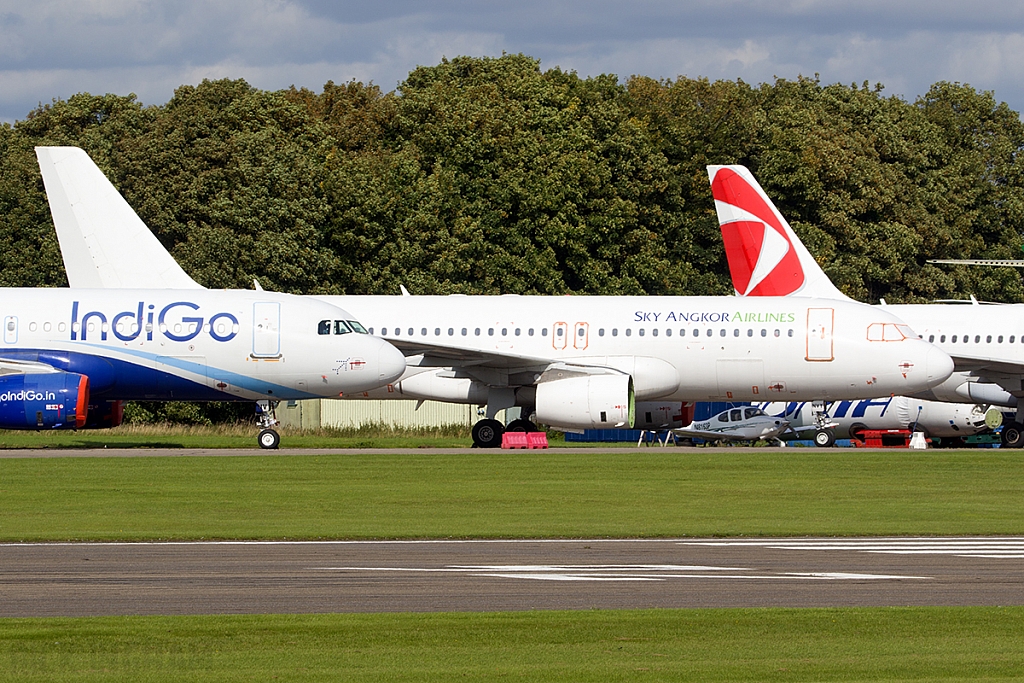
[347,320,368,334]
[744,408,763,419]
[334,320,353,335]
[717,412,729,423]
[318,320,331,335]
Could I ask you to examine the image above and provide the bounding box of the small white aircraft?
[34,147,956,447]
[708,164,1024,447]
[675,405,790,444]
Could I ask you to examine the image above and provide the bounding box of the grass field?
[1,449,1022,540]
[2,608,1023,682]
[4,436,1023,681]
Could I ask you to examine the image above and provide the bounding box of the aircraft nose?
[925,344,954,385]
[377,339,407,384]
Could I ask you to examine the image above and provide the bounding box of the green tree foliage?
[1,55,1023,304]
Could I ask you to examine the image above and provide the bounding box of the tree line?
[2,53,1023,304]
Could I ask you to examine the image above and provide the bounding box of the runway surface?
[2,537,1022,617]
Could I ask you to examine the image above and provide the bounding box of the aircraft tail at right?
[708,165,849,300]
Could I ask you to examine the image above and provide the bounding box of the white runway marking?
[683,538,1024,559]
[313,564,930,582]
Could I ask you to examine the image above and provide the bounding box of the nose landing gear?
[256,399,280,449]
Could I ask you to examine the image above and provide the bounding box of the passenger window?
[334,321,352,335]
[318,320,331,335]
[975,335,980,343]
[599,329,605,337]
[612,329,618,337]
[774,329,780,337]
[448,328,454,336]
[747,329,753,337]
[952,335,957,342]
[999,335,1004,343]
[706,329,712,337]
[475,328,481,336]
[761,329,767,337]
[1012,336,1016,343]
[435,328,441,336]
[734,329,739,337]
[987,335,992,343]
[541,328,548,336]
[940,335,945,342]
[720,329,725,337]
[666,329,672,337]
[730,409,742,421]
[529,329,534,336]
[788,329,794,337]
[516,328,521,336]
[380,328,387,336]
[693,329,700,338]
[462,328,467,336]
[407,328,414,336]
[348,321,368,334]
[652,329,658,337]
[368,328,374,335]
[639,329,645,337]
[489,328,494,336]
[626,329,632,337]
[421,328,427,336]
[928,335,934,342]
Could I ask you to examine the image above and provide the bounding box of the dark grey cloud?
[1,0,1022,123]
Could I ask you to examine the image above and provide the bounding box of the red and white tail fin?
[708,165,849,300]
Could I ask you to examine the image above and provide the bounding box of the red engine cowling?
[85,400,124,429]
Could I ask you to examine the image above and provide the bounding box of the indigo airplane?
[7,149,406,448]
[36,147,954,447]
[709,164,1023,446]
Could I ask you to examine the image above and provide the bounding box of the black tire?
[1001,422,1024,448]
[472,419,505,448]
[505,419,538,433]
[848,422,868,444]
[258,428,280,450]
[813,429,836,448]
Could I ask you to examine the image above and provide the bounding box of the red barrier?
[502,432,549,449]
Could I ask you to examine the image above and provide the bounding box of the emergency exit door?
[252,302,281,358]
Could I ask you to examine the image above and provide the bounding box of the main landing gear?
[471,417,540,448]
[256,399,280,449]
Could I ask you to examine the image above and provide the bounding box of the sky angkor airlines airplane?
[709,164,1024,447]
[36,146,954,447]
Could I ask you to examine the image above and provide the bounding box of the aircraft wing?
[387,338,554,368]
[0,359,63,376]
[948,352,1024,378]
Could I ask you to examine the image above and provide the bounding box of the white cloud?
[1,0,1023,122]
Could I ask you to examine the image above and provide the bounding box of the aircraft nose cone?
[925,344,954,385]
[377,340,407,384]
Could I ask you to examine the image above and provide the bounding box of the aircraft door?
[252,302,281,358]
[552,322,568,350]
[573,322,589,350]
[805,308,834,361]
[4,316,17,344]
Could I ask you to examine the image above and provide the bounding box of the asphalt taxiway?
[2,537,1022,617]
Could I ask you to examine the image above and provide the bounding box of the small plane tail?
[35,146,202,289]
[707,165,849,300]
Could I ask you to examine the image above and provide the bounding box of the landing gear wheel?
[813,429,836,448]
[1001,422,1024,448]
[258,428,280,450]
[505,419,538,432]
[472,419,505,448]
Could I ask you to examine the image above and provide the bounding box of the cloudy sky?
[2,0,1023,123]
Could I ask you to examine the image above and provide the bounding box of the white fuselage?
[760,397,992,439]
[0,288,406,402]
[884,303,1024,407]
[316,294,952,403]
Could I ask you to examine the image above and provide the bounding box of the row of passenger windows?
[368,326,797,339]
[929,334,1022,344]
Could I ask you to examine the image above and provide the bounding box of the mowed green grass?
[1,450,1022,540]
[2,608,1023,682]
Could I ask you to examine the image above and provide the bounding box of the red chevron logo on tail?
[711,167,805,296]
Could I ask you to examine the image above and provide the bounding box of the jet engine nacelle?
[0,372,89,429]
[535,374,635,430]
